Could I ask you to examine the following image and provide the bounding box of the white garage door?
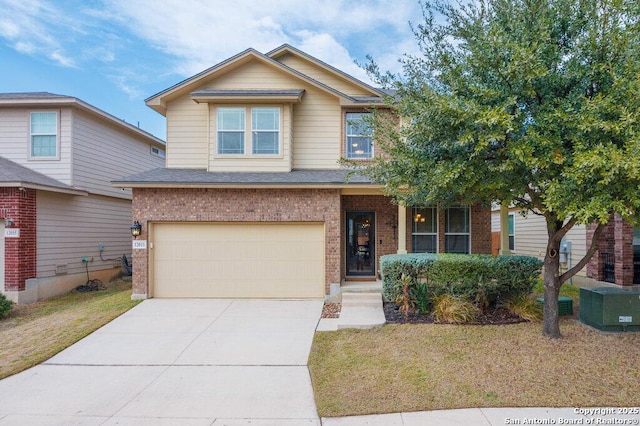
[152,222,325,298]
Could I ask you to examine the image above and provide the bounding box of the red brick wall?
[586,215,635,285]
[1,187,37,292]
[131,188,341,296]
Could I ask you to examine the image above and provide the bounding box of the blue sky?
[0,0,423,140]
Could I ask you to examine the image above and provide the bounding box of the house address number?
[132,240,147,250]
[4,228,20,238]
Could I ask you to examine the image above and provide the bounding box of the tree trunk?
[542,248,562,338]
[542,223,563,338]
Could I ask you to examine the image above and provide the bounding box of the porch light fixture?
[130,221,142,238]
[4,218,14,227]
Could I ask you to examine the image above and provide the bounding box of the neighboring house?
[491,208,639,286]
[0,92,166,303]
[114,45,492,300]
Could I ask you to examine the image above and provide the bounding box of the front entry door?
[346,212,375,276]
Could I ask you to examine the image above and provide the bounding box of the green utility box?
[536,296,573,316]
[579,287,640,332]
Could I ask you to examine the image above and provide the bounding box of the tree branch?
[559,222,605,285]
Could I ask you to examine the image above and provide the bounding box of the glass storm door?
[346,212,375,276]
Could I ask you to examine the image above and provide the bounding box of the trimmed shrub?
[381,253,543,310]
[433,294,480,324]
[0,293,13,318]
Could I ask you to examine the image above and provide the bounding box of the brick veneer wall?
[1,188,37,292]
[586,215,635,285]
[341,195,398,278]
[131,187,341,297]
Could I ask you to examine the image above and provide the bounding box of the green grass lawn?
[0,278,140,380]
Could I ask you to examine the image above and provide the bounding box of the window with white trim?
[217,107,245,154]
[252,107,280,154]
[412,207,437,253]
[30,112,58,158]
[346,112,373,159]
[445,206,470,254]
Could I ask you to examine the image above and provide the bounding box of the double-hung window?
[30,112,58,158]
[412,207,437,253]
[217,108,245,155]
[445,206,470,254]
[252,107,279,155]
[346,112,373,159]
[217,107,280,155]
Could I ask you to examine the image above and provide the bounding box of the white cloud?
[104,0,420,81]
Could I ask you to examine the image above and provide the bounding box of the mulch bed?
[383,302,526,325]
[321,303,341,318]
[321,301,525,325]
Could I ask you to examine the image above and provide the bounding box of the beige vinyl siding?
[36,191,132,278]
[167,59,344,170]
[165,94,209,168]
[293,87,341,169]
[0,107,72,184]
[208,104,293,172]
[210,62,341,169]
[72,109,165,199]
[509,211,588,278]
[276,53,373,97]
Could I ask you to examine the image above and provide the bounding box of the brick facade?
[131,187,341,297]
[1,187,37,292]
[587,214,635,285]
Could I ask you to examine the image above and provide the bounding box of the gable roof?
[0,156,87,195]
[266,44,386,98]
[0,92,165,147]
[145,45,386,115]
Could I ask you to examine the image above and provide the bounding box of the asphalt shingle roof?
[0,156,82,192]
[113,168,374,186]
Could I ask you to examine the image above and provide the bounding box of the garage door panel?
[152,223,324,298]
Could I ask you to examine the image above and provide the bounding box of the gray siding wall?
[36,191,132,278]
[72,108,165,199]
[0,107,73,184]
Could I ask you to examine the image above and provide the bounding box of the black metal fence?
[601,252,615,283]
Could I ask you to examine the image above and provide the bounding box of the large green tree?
[362,0,640,337]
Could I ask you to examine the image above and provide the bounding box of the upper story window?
[412,207,437,253]
[445,206,470,254]
[217,107,245,155]
[30,111,58,158]
[217,107,280,156]
[252,107,280,155]
[346,112,373,159]
[151,146,166,159]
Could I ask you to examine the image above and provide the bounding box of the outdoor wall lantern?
[4,219,14,227]
[130,221,142,238]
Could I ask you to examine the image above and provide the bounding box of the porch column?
[397,204,407,254]
[499,203,511,255]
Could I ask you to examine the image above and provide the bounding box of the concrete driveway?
[0,298,324,425]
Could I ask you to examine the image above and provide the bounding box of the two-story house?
[114,45,492,300]
[0,92,166,303]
